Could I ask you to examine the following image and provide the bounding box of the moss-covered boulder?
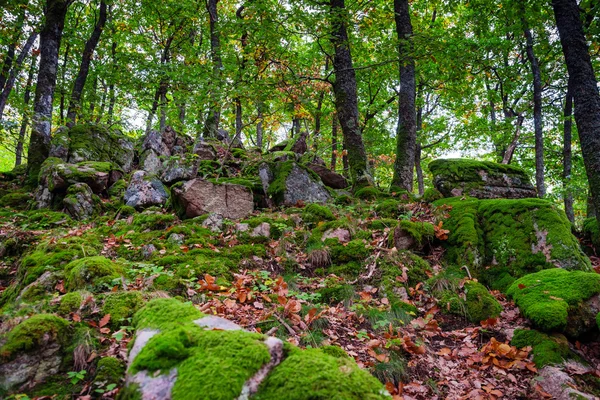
[121,298,387,400]
[49,123,135,172]
[429,158,537,199]
[583,217,600,249]
[124,170,170,209]
[262,161,331,206]
[102,291,145,328]
[0,192,31,209]
[507,269,600,337]
[64,256,122,292]
[139,126,193,175]
[438,281,502,323]
[0,314,70,392]
[392,220,434,251]
[63,183,100,220]
[434,197,591,290]
[511,329,570,368]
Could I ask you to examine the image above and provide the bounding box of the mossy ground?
[511,329,570,368]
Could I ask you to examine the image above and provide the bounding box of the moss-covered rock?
[583,217,600,249]
[64,256,122,292]
[132,298,204,330]
[0,192,31,209]
[102,291,145,328]
[439,281,502,323]
[94,356,125,387]
[434,197,591,290]
[266,161,331,206]
[354,186,385,201]
[392,220,435,250]
[511,329,570,368]
[507,269,600,337]
[254,347,387,400]
[57,291,83,315]
[429,158,536,199]
[377,251,432,298]
[0,314,69,360]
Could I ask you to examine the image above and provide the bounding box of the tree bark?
[256,101,264,150]
[0,31,38,120]
[329,0,371,186]
[501,113,524,164]
[0,11,25,93]
[27,0,71,178]
[522,14,545,197]
[563,81,574,223]
[331,113,338,170]
[203,0,223,139]
[552,0,600,230]
[391,0,416,191]
[15,55,37,167]
[107,40,117,124]
[66,0,107,126]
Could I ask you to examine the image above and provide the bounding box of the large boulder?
[139,126,193,175]
[429,158,537,199]
[124,170,170,209]
[261,162,331,206]
[120,298,388,400]
[434,197,591,291]
[172,178,253,219]
[307,163,348,189]
[49,124,135,172]
[63,183,99,220]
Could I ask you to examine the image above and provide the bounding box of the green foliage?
[511,329,570,368]
[0,192,31,209]
[102,291,145,328]
[507,268,600,334]
[354,187,385,200]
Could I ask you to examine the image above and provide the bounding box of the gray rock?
[172,178,253,220]
[202,213,224,232]
[193,141,217,161]
[168,233,185,245]
[307,163,348,189]
[0,343,62,392]
[279,164,331,206]
[322,228,351,243]
[194,316,243,331]
[160,157,195,185]
[141,244,157,260]
[534,366,595,400]
[124,171,169,209]
[251,223,271,238]
[63,183,97,220]
[235,223,250,233]
[139,126,193,175]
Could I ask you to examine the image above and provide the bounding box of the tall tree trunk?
[391,0,416,191]
[329,0,371,186]
[66,0,107,126]
[159,92,167,131]
[96,78,107,123]
[552,0,600,230]
[563,81,574,223]
[15,55,37,167]
[0,31,38,120]
[331,113,338,170]
[59,40,71,122]
[522,14,545,197]
[292,117,300,138]
[203,0,223,139]
[256,101,264,150]
[107,40,117,124]
[27,0,71,178]
[415,99,424,195]
[501,113,524,164]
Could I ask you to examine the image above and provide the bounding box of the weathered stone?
[63,183,97,220]
[0,343,62,392]
[235,223,250,233]
[49,124,135,172]
[534,366,595,400]
[167,233,185,245]
[172,178,253,220]
[139,126,193,175]
[160,156,196,185]
[124,171,169,209]
[193,141,217,161]
[250,222,271,238]
[38,158,120,194]
[141,244,157,260]
[202,213,224,232]
[429,158,537,199]
[194,316,243,331]
[393,226,417,251]
[268,163,331,206]
[322,228,351,243]
[307,163,348,189]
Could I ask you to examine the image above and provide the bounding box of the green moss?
[0,192,31,209]
[397,220,435,247]
[422,188,443,203]
[0,314,69,360]
[108,179,128,199]
[368,219,398,230]
[64,256,122,291]
[439,281,502,323]
[320,345,350,359]
[102,291,145,328]
[266,161,323,204]
[354,186,385,201]
[302,203,335,223]
[94,356,125,386]
[254,347,387,400]
[511,329,570,368]
[373,199,403,218]
[58,291,82,315]
[22,209,72,229]
[378,251,432,297]
[507,268,600,334]
[243,216,295,239]
[133,212,176,231]
[583,217,600,248]
[329,239,370,265]
[228,244,267,259]
[318,284,355,304]
[132,298,203,330]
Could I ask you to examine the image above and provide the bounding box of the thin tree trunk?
[331,113,338,170]
[329,0,371,186]
[107,40,117,124]
[0,31,38,120]
[28,0,71,178]
[15,55,37,167]
[59,41,70,122]
[292,117,300,138]
[563,81,574,223]
[391,0,417,191]
[88,72,97,115]
[203,0,223,139]
[66,0,107,126]
[256,101,264,150]
[96,78,107,122]
[522,14,545,197]
[502,113,524,164]
[415,99,424,195]
[159,92,167,131]
[552,0,600,230]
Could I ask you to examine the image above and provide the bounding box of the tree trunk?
[66,0,107,126]
[522,14,545,197]
[27,0,71,178]
[563,82,575,223]
[415,101,424,195]
[329,0,371,186]
[256,101,264,150]
[0,11,25,93]
[501,113,524,164]
[0,31,38,120]
[391,0,416,191]
[15,55,37,167]
[552,0,600,230]
[331,113,338,170]
[107,40,117,124]
[203,0,223,139]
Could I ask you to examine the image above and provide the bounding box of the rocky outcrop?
[63,183,98,220]
[261,162,331,206]
[139,126,193,175]
[124,171,169,209]
[429,158,537,199]
[49,124,135,172]
[172,178,254,219]
[534,366,595,400]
